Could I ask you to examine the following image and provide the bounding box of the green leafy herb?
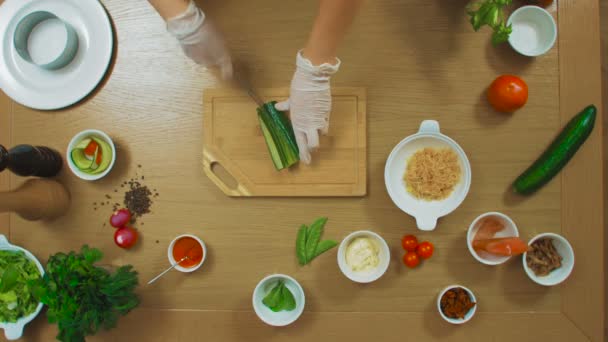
[34,245,139,342]
[262,281,296,312]
[467,0,513,45]
[305,217,326,261]
[295,217,337,265]
[313,240,338,258]
[296,225,308,265]
[0,250,41,323]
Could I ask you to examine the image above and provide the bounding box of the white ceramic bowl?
[437,285,477,325]
[467,212,519,265]
[252,274,305,327]
[507,6,557,57]
[385,120,472,231]
[0,235,44,340]
[523,233,574,286]
[167,234,207,273]
[337,230,390,283]
[66,129,116,181]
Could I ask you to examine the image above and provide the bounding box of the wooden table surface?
[0,0,605,341]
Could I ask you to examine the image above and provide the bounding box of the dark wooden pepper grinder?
[0,179,70,220]
[0,144,63,177]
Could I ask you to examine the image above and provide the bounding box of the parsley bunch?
[34,246,139,342]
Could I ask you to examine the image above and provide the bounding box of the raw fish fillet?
[473,217,505,241]
[472,237,529,256]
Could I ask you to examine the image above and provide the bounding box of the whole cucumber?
[513,105,597,195]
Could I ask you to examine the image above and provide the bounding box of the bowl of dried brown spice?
[437,285,477,324]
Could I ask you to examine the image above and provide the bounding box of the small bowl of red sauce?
[167,234,206,273]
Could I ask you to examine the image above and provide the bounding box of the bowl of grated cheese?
[384,120,471,231]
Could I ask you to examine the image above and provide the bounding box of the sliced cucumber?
[71,148,92,170]
[513,105,597,195]
[74,138,92,150]
[91,137,112,174]
[257,101,300,171]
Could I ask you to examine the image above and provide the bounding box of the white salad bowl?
[523,233,574,286]
[0,235,44,341]
[252,274,305,327]
[66,129,116,181]
[437,285,477,325]
[467,212,519,266]
[507,6,557,57]
[337,230,390,283]
[167,234,207,273]
[385,120,472,231]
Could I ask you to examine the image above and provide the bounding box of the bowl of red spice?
[167,234,206,273]
[437,285,477,324]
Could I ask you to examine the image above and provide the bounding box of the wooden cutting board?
[202,87,366,197]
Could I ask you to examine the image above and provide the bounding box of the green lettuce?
[0,250,41,322]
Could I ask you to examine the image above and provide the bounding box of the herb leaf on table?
[305,217,326,261]
[296,225,308,265]
[295,217,337,265]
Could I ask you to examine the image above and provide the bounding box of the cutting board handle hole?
[210,162,238,190]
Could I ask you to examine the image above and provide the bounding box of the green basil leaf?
[280,284,296,311]
[262,281,283,311]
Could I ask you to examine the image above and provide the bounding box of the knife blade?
[233,65,265,107]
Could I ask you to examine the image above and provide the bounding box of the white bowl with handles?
[385,120,472,231]
[0,235,44,341]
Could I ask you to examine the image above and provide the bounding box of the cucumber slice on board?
[513,105,597,195]
[257,101,299,171]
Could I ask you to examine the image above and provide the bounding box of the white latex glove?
[275,51,340,164]
[166,0,233,79]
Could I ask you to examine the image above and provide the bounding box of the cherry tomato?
[402,251,420,268]
[114,227,138,249]
[487,75,528,113]
[110,209,131,228]
[401,235,418,252]
[416,241,434,259]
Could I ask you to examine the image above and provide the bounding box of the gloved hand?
[275,51,340,164]
[166,0,233,79]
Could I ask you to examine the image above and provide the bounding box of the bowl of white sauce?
[337,230,390,283]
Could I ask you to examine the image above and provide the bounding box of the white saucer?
[0,0,113,110]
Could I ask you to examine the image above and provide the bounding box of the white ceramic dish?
[337,230,390,283]
[252,274,305,327]
[0,235,44,341]
[385,120,472,231]
[523,233,574,286]
[66,129,116,181]
[467,212,519,265]
[167,234,207,273]
[507,6,557,57]
[437,285,477,325]
[0,0,113,110]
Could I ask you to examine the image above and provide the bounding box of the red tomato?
[114,227,138,249]
[402,251,420,268]
[487,75,528,113]
[401,235,418,252]
[416,241,434,259]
